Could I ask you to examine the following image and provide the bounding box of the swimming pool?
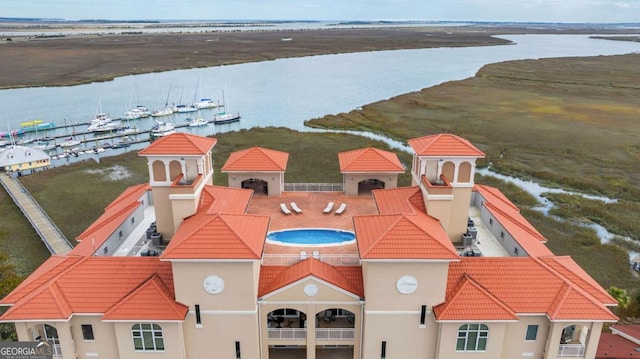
[267,228,355,246]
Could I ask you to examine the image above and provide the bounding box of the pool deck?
[247,192,378,257]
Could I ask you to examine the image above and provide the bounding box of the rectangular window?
[500,231,505,239]
[525,325,538,341]
[195,304,202,325]
[235,341,241,359]
[489,218,493,225]
[381,341,387,359]
[118,230,123,238]
[514,247,520,255]
[131,217,135,224]
[419,305,427,326]
[81,324,95,341]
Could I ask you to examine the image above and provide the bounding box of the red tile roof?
[221,147,289,172]
[0,257,179,321]
[475,184,552,257]
[442,257,617,321]
[434,274,518,321]
[338,147,404,173]
[258,258,363,298]
[161,213,269,260]
[354,213,459,260]
[138,132,217,156]
[611,324,640,343]
[198,185,254,214]
[597,332,640,359]
[103,274,188,321]
[407,134,485,157]
[372,186,426,215]
[73,184,150,255]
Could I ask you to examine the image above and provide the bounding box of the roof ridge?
[77,201,141,241]
[219,214,263,258]
[103,273,185,319]
[360,214,404,258]
[484,201,546,242]
[254,147,285,170]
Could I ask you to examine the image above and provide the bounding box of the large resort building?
[0,132,618,359]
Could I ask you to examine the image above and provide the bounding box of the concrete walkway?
[0,173,73,255]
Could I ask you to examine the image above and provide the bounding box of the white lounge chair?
[280,203,292,215]
[290,202,303,214]
[323,202,334,214]
[335,203,347,215]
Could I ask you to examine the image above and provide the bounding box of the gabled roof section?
[434,274,518,321]
[407,133,485,157]
[445,257,617,321]
[258,258,363,298]
[475,184,552,257]
[221,146,289,172]
[102,274,188,321]
[198,185,253,214]
[161,213,269,260]
[372,186,426,215]
[338,147,404,173]
[0,257,175,322]
[0,145,49,166]
[72,184,150,256]
[354,213,459,260]
[138,132,217,156]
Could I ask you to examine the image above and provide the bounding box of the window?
[419,305,427,327]
[489,218,493,226]
[131,217,135,224]
[235,341,241,359]
[132,323,164,351]
[103,246,108,255]
[118,230,123,238]
[525,325,538,341]
[500,231,505,239]
[381,341,387,359]
[195,304,202,326]
[456,324,488,351]
[81,325,94,341]
[514,247,520,255]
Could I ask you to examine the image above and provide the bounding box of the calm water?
[2,34,640,137]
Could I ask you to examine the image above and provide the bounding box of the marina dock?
[0,173,73,255]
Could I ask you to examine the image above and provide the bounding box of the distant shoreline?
[0,24,639,89]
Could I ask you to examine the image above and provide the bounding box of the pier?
[0,173,73,255]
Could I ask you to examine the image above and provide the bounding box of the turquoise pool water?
[267,228,355,245]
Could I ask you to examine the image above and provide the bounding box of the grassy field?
[306,53,640,242]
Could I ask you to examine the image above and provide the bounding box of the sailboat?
[193,75,218,109]
[211,89,241,125]
[152,83,175,117]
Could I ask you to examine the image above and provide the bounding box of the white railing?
[558,344,585,357]
[268,328,307,340]
[284,183,343,192]
[262,254,361,266]
[316,328,355,341]
[51,343,62,357]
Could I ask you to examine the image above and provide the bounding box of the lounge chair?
[335,203,347,215]
[290,202,303,214]
[323,202,334,214]
[280,203,292,215]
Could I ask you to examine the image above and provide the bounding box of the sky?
[2,0,640,23]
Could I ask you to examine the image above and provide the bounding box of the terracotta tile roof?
[597,332,640,359]
[258,258,363,298]
[138,132,217,156]
[434,274,518,321]
[338,147,404,173]
[354,213,459,260]
[372,186,426,215]
[475,184,552,257]
[73,184,150,256]
[221,147,289,172]
[161,213,269,260]
[103,274,188,321]
[443,257,617,321]
[0,257,177,321]
[538,256,617,305]
[198,185,254,214]
[407,133,485,157]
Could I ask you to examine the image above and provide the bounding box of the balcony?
[268,328,307,340]
[316,328,355,341]
[557,344,585,357]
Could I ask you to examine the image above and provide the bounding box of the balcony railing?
[316,328,355,341]
[262,254,360,266]
[284,183,343,192]
[268,328,307,340]
[558,344,585,357]
[51,343,62,357]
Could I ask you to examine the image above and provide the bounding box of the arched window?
[456,324,488,351]
[132,323,164,351]
[152,161,166,182]
[442,161,455,182]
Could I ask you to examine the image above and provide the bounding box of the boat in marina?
[89,121,123,133]
[151,107,174,117]
[123,106,151,120]
[20,120,56,133]
[59,138,81,148]
[194,98,218,109]
[210,90,240,124]
[173,104,198,113]
[186,116,208,127]
[150,120,176,137]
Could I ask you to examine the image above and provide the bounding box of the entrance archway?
[242,178,268,195]
[357,179,385,195]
